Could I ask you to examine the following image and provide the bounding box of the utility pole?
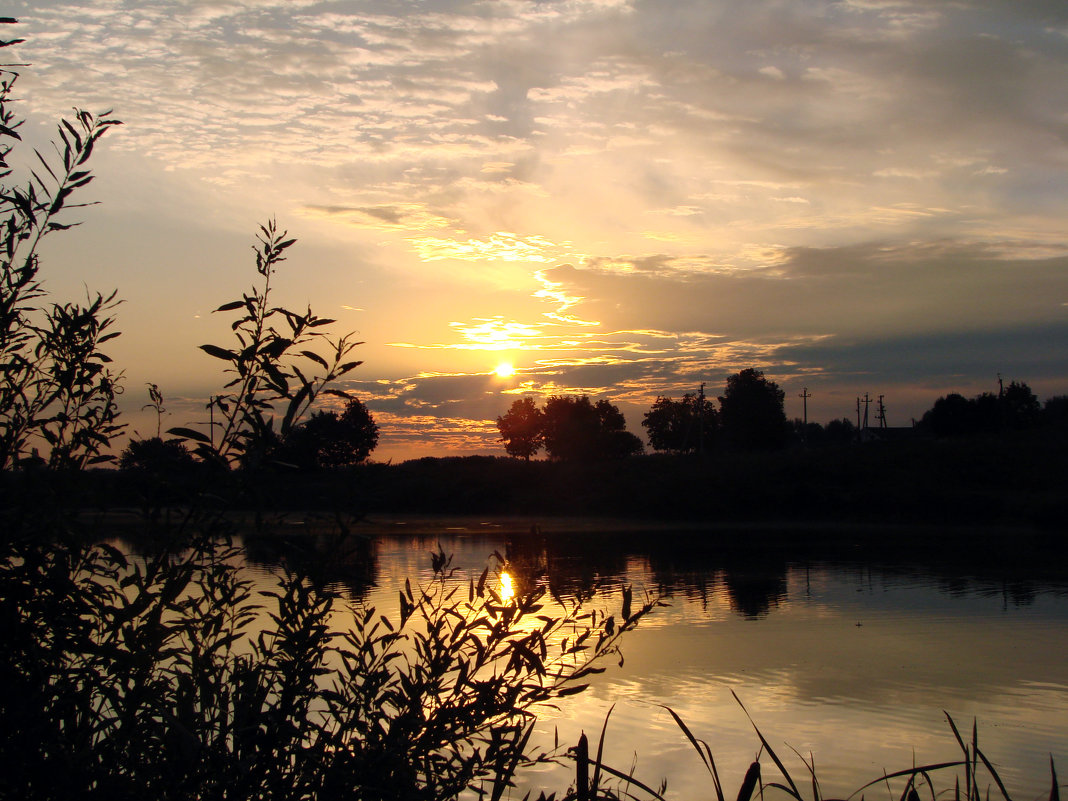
[697,382,706,456]
[876,395,887,429]
[799,387,811,427]
[861,392,872,430]
[798,387,811,444]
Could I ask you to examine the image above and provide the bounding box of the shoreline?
[89,507,1052,541]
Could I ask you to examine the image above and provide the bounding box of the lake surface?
[237,522,1068,801]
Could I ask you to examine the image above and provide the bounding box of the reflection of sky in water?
[237,532,1068,801]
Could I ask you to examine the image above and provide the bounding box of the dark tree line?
[496,395,643,461]
[498,370,1068,461]
[643,368,789,453]
[497,368,789,460]
[918,381,1062,438]
[120,396,379,473]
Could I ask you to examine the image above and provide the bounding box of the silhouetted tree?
[921,393,976,437]
[921,381,1042,438]
[1002,380,1040,429]
[973,392,1002,434]
[541,395,642,460]
[496,397,544,460]
[642,393,718,454]
[823,417,856,444]
[279,398,379,468]
[791,418,824,445]
[718,368,788,450]
[600,427,645,459]
[119,437,195,473]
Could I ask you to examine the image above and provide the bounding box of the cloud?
[10,0,1068,459]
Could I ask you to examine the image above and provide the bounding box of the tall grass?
[548,693,1064,801]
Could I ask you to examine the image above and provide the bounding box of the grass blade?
[737,761,761,801]
[590,704,615,797]
[732,690,803,801]
[850,763,965,798]
[576,732,589,801]
[588,759,671,801]
[945,712,971,801]
[974,746,1013,801]
[661,703,725,801]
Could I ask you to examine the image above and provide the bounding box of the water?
[235,524,1068,801]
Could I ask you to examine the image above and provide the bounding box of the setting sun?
[494,363,516,378]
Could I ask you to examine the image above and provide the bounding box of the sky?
[7,0,1068,462]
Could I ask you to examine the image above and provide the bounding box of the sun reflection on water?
[499,570,515,601]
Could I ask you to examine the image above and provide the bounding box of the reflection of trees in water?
[504,531,789,619]
[950,578,1038,608]
[107,520,381,600]
[720,561,788,619]
[501,528,1068,620]
[644,545,789,620]
[243,527,378,599]
[504,530,630,602]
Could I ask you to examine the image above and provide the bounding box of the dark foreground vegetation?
[1,20,1065,801]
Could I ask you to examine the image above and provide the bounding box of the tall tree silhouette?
[642,393,718,454]
[1002,380,1040,429]
[718,368,788,450]
[496,397,543,460]
[279,398,379,468]
[530,395,642,460]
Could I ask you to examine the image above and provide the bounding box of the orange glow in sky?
[11,1,1068,462]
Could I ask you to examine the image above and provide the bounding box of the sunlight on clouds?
[533,268,599,326]
[452,317,544,350]
[408,233,565,263]
[301,203,453,232]
[372,412,500,459]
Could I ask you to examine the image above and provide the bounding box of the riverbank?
[7,428,1066,538]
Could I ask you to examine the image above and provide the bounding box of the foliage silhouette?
[922,392,976,438]
[919,380,1041,438]
[169,221,363,469]
[0,23,123,470]
[120,384,194,473]
[541,396,643,461]
[642,393,718,454]
[496,396,642,461]
[497,396,544,460]
[119,436,195,474]
[718,368,788,451]
[1001,380,1040,430]
[822,417,856,444]
[277,397,379,468]
[0,534,656,800]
